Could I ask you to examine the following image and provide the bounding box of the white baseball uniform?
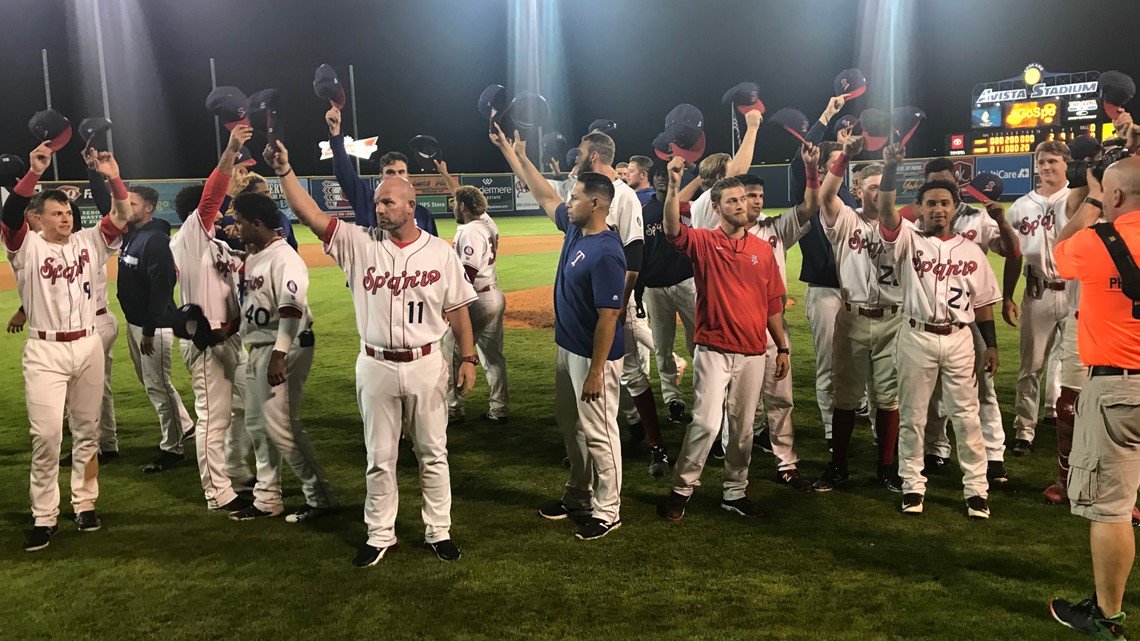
[447,213,509,419]
[170,172,252,509]
[240,238,336,514]
[323,218,476,549]
[607,179,655,425]
[882,223,1002,499]
[4,211,122,527]
[1005,188,1070,441]
[690,190,720,231]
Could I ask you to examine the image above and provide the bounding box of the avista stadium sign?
[973,63,1099,106]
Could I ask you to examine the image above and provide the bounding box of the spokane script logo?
[847,229,886,258]
[910,251,980,280]
[1018,212,1055,236]
[361,268,442,296]
[40,249,91,285]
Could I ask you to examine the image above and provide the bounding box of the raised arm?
[264,140,334,239]
[677,173,701,203]
[200,125,253,226]
[725,110,763,177]
[83,148,112,216]
[326,106,375,226]
[813,96,846,140]
[2,143,51,236]
[490,123,562,221]
[663,157,686,239]
[90,150,131,230]
[1058,171,1103,244]
[878,143,903,231]
[433,159,460,196]
[796,144,822,225]
[821,135,863,227]
[986,201,1019,258]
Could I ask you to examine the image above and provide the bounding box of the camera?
[1067,137,1133,188]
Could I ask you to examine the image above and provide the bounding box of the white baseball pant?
[94,309,119,452]
[619,300,654,423]
[245,342,337,513]
[896,324,988,499]
[643,279,698,405]
[179,334,247,509]
[805,285,844,438]
[673,346,766,500]
[447,287,509,419]
[556,347,623,524]
[1014,288,1067,441]
[832,309,902,411]
[126,324,193,454]
[359,344,452,548]
[25,334,103,527]
[924,323,1006,461]
[759,324,797,471]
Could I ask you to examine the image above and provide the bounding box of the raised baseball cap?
[247,89,284,144]
[652,131,674,161]
[588,119,617,136]
[836,114,859,132]
[408,135,442,171]
[502,92,550,130]
[28,110,72,152]
[721,82,765,115]
[834,68,867,100]
[1100,70,1135,120]
[769,107,811,144]
[169,304,220,352]
[312,64,346,110]
[236,146,258,167]
[963,171,1005,203]
[77,117,112,151]
[890,106,926,147]
[859,108,891,152]
[541,131,569,167]
[205,86,250,131]
[1069,135,1101,162]
[0,153,27,190]
[566,147,580,168]
[478,84,508,129]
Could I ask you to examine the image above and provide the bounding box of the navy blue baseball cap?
[858,108,891,152]
[205,86,250,131]
[247,89,284,143]
[236,146,257,167]
[565,147,580,168]
[28,110,72,152]
[834,69,867,99]
[1100,71,1135,120]
[964,171,1004,203]
[541,131,569,167]
[408,135,442,171]
[170,304,220,352]
[769,107,810,144]
[1069,135,1101,161]
[503,92,549,130]
[478,84,507,121]
[78,117,112,150]
[836,114,859,131]
[588,119,617,136]
[890,106,926,146]
[662,104,706,163]
[0,153,27,190]
[721,82,765,115]
[313,64,346,110]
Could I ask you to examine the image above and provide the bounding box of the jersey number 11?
[408,301,424,323]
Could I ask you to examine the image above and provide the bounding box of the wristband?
[276,167,293,178]
[1084,196,1103,210]
[828,153,850,178]
[776,347,790,355]
[881,162,898,191]
[804,162,821,189]
[462,354,480,366]
[977,319,998,349]
[109,177,129,201]
[14,171,41,198]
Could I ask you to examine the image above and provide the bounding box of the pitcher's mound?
[504,286,554,329]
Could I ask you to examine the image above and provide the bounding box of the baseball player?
[269,139,477,565]
[3,143,131,552]
[446,185,509,423]
[119,185,195,473]
[1002,140,1072,456]
[814,135,904,493]
[170,125,256,513]
[915,158,1019,485]
[658,158,791,521]
[226,182,338,524]
[491,127,627,540]
[879,145,1002,519]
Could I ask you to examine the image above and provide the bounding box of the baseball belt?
[35,328,94,342]
[908,319,967,335]
[363,341,435,363]
[844,303,900,319]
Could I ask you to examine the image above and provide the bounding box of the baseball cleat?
[1043,483,1067,505]
[813,463,850,492]
[143,451,186,474]
[877,465,903,493]
[667,400,689,424]
[285,505,336,524]
[658,491,689,521]
[1011,438,1033,457]
[538,501,589,521]
[75,510,101,532]
[856,404,870,418]
[901,493,924,515]
[720,497,764,519]
[575,518,621,540]
[709,439,726,461]
[229,505,283,521]
[627,421,645,447]
[753,428,774,454]
[987,460,1010,485]
[179,427,196,444]
[966,496,991,520]
[217,496,253,514]
[353,543,398,568]
[482,412,509,425]
[648,445,671,478]
[23,525,58,552]
[776,468,812,491]
[424,539,462,561]
[98,450,120,463]
[1049,593,1127,639]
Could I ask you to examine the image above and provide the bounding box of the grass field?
[0,214,1105,641]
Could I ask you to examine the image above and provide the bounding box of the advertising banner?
[976,155,1034,196]
[460,174,514,212]
[307,177,357,218]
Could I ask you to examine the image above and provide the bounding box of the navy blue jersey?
[554,203,626,360]
[638,196,694,288]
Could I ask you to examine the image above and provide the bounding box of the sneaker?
[923,454,948,474]
[217,496,252,514]
[229,505,283,521]
[285,505,335,524]
[560,456,571,469]
[856,404,870,418]
[710,439,725,460]
[777,468,812,491]
[966,496,991,520]
[667,400,688,424]
[877,464,903,493]
[23,525,58,552]
[75,510,101,532]
[143,451,185,474]
[353,543,398,568]
[902,493,924,515]
[720,497,764,519]
[424,539,462,561]
[1011,438,1033,457]
[648,445,671,478]
[987,460,1010,485]
[575,517,621,540]
[98,450,120,463]
[813,463,850,492]
[1044,483,1067,505]
[180,427,196,444]
[826,438,833,455]
[658,491,689,522]
[538,501,589,521]
[753,428,774,454]
[482,412,508,425]
[230,476,257,493]
[627,421,645,447]
[59,454,73,467]
[1050,593,1127,639]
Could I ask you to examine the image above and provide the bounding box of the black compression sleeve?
[977,320,997,349]
[623,240,644,273]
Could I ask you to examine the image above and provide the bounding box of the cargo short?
[1068,373,1140,523]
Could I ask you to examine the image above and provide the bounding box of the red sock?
[632,390,664,447]
[876,409,900,465]
[831,409,857,465]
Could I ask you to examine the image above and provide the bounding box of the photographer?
[1048,154,1140,638]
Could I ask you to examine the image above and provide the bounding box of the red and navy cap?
[588,119,617,136]
[963,171,1004,203]
[28,109,72,152]
[662,104,706,164]
[1100,70,1135,120]
[478,84,508,127]
[236,146,257,167]
[836,114,858,132]
[652,131,674,161]
[859,109,891,152]
[721,82,766,115]
[890,106,926,147]
[313,64,346,110]
[0,153,27,190]
[769,107,810,144]
[247,89,284,144]
[834,69,867,100]
[408,135,442,171]
[205,86,250,131]
[77,117,112,151]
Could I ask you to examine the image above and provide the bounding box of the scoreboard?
[948,124,1098,156]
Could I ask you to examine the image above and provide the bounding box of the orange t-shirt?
[1054,210,1140,369]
